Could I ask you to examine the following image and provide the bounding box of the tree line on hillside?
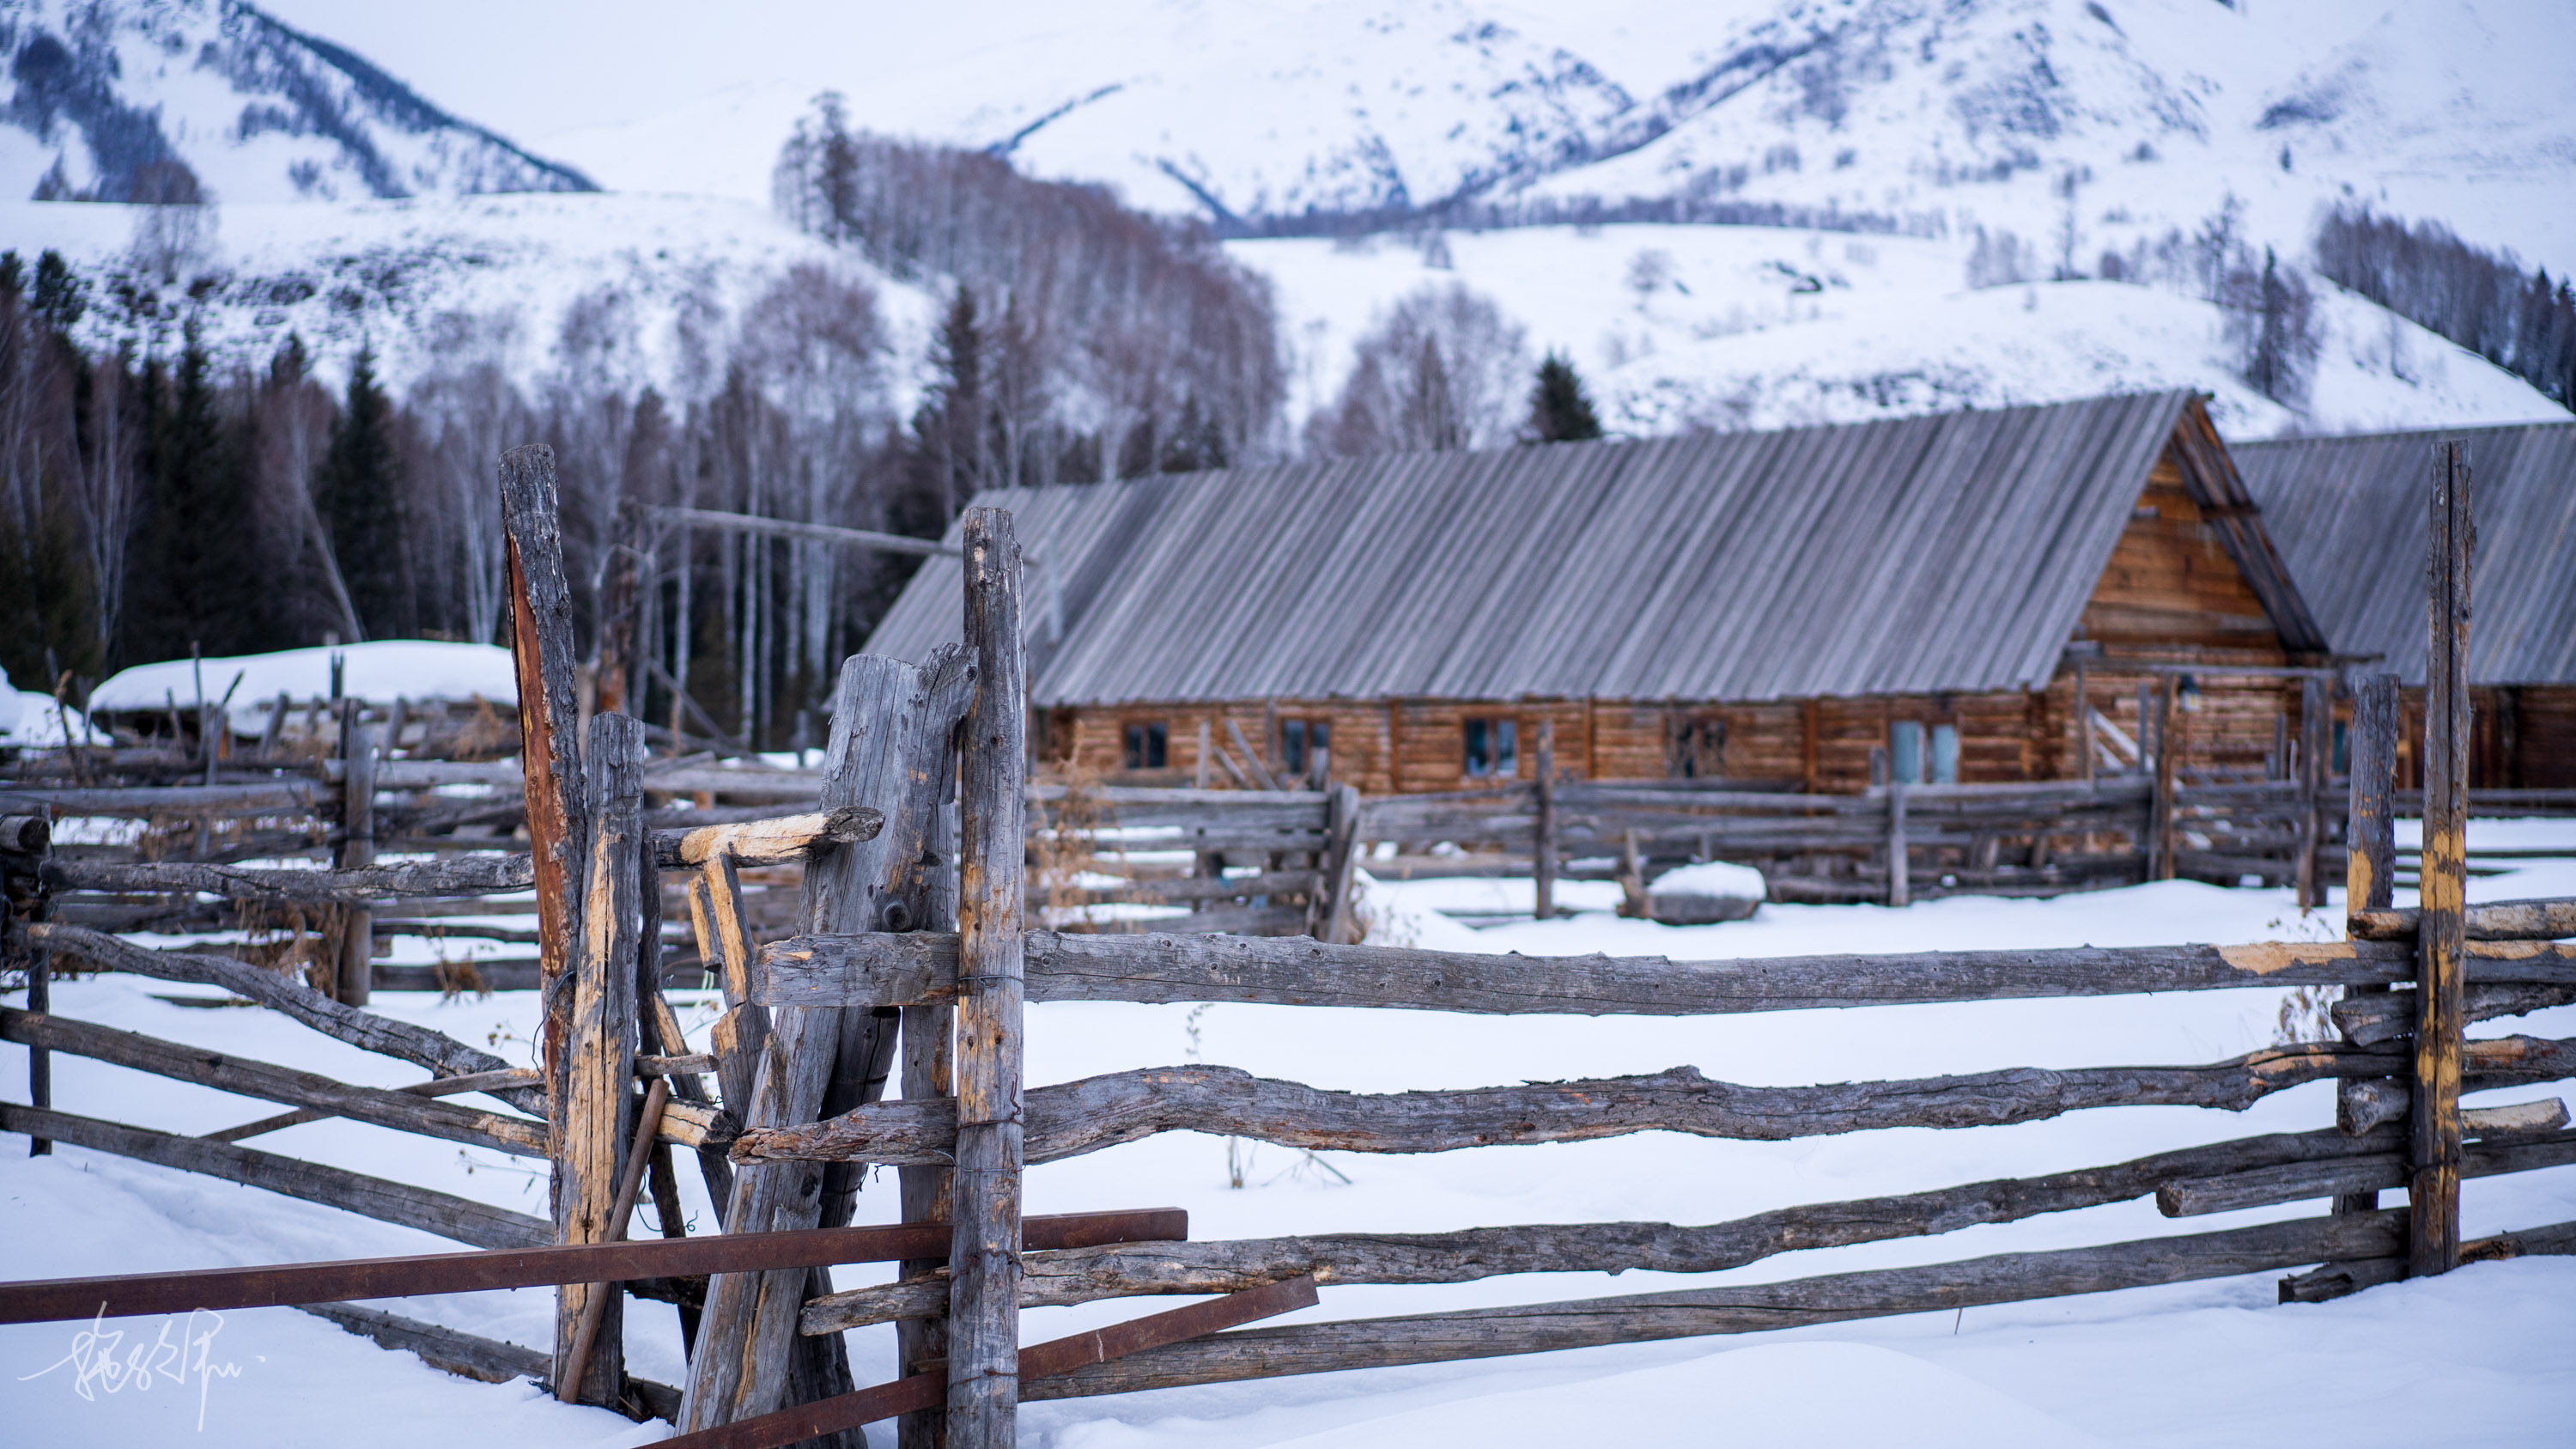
[775,94,1287,496]
[2313,204,2576,410]
[0,249,932,752]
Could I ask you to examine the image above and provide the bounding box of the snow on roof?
[88,642,518,734]
[0,666,100,749]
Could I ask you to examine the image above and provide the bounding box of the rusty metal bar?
[0,1209,1186,1324]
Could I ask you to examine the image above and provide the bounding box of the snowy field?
[3,828,2572,1446]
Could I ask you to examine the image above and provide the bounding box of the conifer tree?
[313,350,407,639]
[1525,350,1603,442]
[122,334,270,663]
[913,288,989,518]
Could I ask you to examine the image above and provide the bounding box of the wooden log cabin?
[2237,420,2576,789]
[870,393,2335,795]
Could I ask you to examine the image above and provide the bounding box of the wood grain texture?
[2414,439,2471,1277]
[2351,898,2576,943]
[556,712,643,1404]
[1023,1212,2410,1398]
[500,442,590,1163]
[735,1034,2576,1167]
[951,507,1028,1448]
[681,647,974,1438]
[757,928,2576,1018]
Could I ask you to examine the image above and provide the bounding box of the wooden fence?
[3,446,2573,1444]
[670,481,2566,1445]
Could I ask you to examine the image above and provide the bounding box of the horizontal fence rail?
[800,1123,2576,1331]
[758,928,2576,1016]
[730,1039,2576,1167]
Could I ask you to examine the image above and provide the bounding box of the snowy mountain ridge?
[0,0,594,204]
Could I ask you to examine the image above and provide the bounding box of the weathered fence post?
[1886,780,1910,908]
[896,784,958,1449]
[1321,783,1363,945]
[501,444,591,1163]
[2075,656,2093,786]
[2150,675,2178,880]
[950,507,1028,1448]
[2333,673,2401,1218]
[2411,441,2471,1278]
[1533,720,1557,921]
[556,712,642,1404]
[3,814,52,1155]
[680,644,970,1438]
[333,702,377,1008]
[2293,674,2325,909]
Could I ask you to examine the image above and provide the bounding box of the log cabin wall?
[1049,439,2318,796]
[1052,675,2314,795]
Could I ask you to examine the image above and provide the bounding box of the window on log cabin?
[1121,721,1169,770]
[1281,717,1331,784]
[1889,720,1959,784]
[1463,717,1517,780]
[1668,713,1727,778]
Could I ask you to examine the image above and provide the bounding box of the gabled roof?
[2235,421,2576,686]
[872,392,2318,706]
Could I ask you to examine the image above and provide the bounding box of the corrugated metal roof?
[2236,421,2576,685]
[872,391,2292,706]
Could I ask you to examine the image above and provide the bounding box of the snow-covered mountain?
[538,0,2573,279]
[0,0,593,204]
[2,0,2567,438]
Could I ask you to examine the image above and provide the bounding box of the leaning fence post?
[2411,441,2471,1277]
[501,443,591,1157]
[3,814,52,1155]
[951,507,1028,1447]
[556,711,642,1404]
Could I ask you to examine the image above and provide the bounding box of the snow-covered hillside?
[1243,223,2570,438]
[0,0,593,204]
[0,193,939,404]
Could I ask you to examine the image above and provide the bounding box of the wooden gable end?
[2076,447,2287,656]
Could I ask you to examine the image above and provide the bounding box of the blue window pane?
[1931,722,1959,783]
[1891,721,1924,783]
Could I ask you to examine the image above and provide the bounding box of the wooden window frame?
[1667,710,1728,780]
[1121,720,1169,771]
[1462,715,1518,781]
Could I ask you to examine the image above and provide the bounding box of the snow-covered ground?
[3,822,2571,1446]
